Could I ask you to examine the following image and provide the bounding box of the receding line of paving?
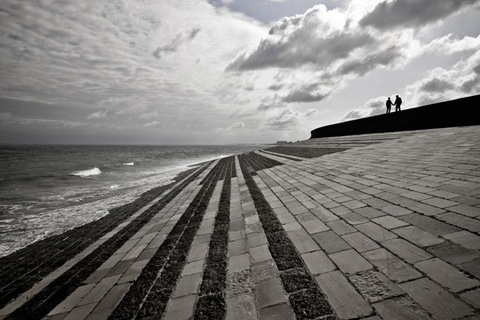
[191,157,234,320]
[0,161,214,320]
[238,153,337,320]
[253,151,295,166]
[259,150,304,162]
[226,155,293,320]
[106,158,229,319]
[224,156,260,320]
[44,161,215,320]
[158,178,225,319]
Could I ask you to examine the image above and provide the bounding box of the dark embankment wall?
[310,94,480,139]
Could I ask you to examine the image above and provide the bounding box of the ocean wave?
[123,162,134,166]
[71,167,102,177]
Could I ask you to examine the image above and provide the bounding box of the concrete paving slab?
[443,230,480,250]
[329,249,373,274]
[316,270,372,319]
[363,248,422,283]
[226,293,258,320]
[342,232,380,253]
[312,230,351,253]
[393,226,444,247]
[286,229,320,254]
[326,219,356,235]
[355,222,397,242]
[460,288,480,309]
[381,238,432,264]
[373,298,431,320]
[255,277,287,309]
[399,277,474,320]
[301,251,336,275]
[415,258,480,292]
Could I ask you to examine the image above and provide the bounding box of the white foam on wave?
[123,162,134,166]
[71,167,102,177]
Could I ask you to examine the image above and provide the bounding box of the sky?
[0,0,479,144]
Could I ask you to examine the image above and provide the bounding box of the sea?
[0,144,266,257]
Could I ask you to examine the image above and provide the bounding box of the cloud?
[282,87,328,103]
[138,111,160,120]
[337,45,404,76]
[304,109,318,117]
[229,122,246,130]
[153,26,202,59]
[213,122,246,133]
[0,0,267,143]
[360,0,478,30]
[87,110,108,120]
[423,34,480,55]
[342,96,386,121]
[243,82,255,91]
[406,49,480,105]
[419,78,456,93]
[268,83,284,91]
[263,109,301,131]
[144,120,161,127]
[227,5,370,71]
[1,0,478,144]
[225,2,421,109]
[257,101,284,111]
[0,112,12,120]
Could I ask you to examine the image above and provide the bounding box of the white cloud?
[138,111,160,120]
[263,109,301,131]
[144,120,161,127]
[406,50,480,105]
[226,2,422,106]
[342,96,385,121]
[229,122,246,130]
[87,110,108,120]
[213,122,246,133]
[423,34,480,55]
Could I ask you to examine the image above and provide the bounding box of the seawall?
[310,94,480,139]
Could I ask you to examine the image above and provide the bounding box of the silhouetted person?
[394,95,402,112]
[386,97,393,114]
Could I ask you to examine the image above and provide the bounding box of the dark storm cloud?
[360,0,478,30]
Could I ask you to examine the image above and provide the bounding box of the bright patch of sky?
[1,0,479,144]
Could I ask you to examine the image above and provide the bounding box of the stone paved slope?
[1,125,479,320]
